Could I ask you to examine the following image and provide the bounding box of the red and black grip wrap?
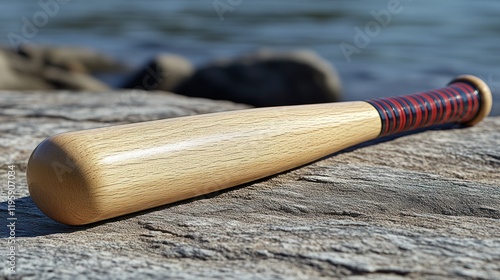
[366,79,484,137]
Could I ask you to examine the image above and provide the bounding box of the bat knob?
[448,75,492,126]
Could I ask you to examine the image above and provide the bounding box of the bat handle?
[366,75,492,137]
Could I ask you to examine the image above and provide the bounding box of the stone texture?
[0,90,499,279]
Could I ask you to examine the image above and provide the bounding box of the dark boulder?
[174,50,342,107]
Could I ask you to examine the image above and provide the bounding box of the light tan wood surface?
[27,101,381,225]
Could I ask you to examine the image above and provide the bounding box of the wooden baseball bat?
[27,75,492,225]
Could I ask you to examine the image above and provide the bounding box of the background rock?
[41,66,110,91]
[0,46,117,91]
[0,90,498,279]
[1,46,344,107]
[0,51,53,90]
[174,49,342,107]
[17,44,125,73]
[122,54,194,91]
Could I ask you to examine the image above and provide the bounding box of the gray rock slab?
[0,91,498,279]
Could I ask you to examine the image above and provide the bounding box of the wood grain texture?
[27,101,381,225]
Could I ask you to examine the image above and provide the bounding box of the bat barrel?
[27,101,381,225]
[366,75,492,137]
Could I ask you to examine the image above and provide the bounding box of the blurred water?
[0,0,499,114]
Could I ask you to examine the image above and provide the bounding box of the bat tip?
[27,135,102,225]
[449,75,492,126]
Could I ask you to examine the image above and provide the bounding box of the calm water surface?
[0,0,499,114]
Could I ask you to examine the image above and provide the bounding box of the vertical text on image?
[6,165,17,273]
